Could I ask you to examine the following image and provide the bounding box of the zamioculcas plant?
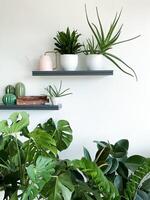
[85,5,140,80]
[83,139,150,200]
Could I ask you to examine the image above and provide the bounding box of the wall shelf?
[32,70,113,76]
[0,104,61,110]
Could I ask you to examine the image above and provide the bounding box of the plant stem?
[14,134,24,186]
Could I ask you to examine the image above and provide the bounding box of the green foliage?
[22,156,55,200]
[54,27,82,54]
[124,161,150,200]
[94,140,129,184]
[0,112,29,135]
[45,80,72,98]
[83,36,99,55]
[29,128,58,155]
[83,139,150,200]
[72,158,120,200]
[125,155,146,172]
[0,112,73,200]
[38,118,73,151]
[0,112,150,200]
[46,172,74,200]
[85,5,140,80]
[83,146,92,161]
[0,135,23,199]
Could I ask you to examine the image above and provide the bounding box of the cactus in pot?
[5,85,15,94]
[15,82,26,97]
[2,94,16,105]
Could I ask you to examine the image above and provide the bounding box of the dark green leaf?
[114,175,123,194]
[55,120,73,151]
[108,158,119,174]
[83,147,92,161]
[22,156,55,200]
[141,178,150,192]
[30,128,57,155]
[136,190,149,200]
[117,162,128,179]
[126,155,146,172]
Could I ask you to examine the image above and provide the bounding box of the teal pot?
[2,94,16,105]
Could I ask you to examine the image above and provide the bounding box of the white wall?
[0,0,150,161]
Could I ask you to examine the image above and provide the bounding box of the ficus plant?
[85,5,140,80]
[0,112,150,200]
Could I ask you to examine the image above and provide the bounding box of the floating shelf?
[0,104,61,110]
[32,70,113,76]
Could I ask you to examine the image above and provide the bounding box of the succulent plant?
[45,80,72,98]
[83,36,99,55]
[54,27,82,54]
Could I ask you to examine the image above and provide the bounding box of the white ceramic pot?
[86,54,103,70]
[60,54,78,71]
[49,97,60,105]
[39,55,53,71]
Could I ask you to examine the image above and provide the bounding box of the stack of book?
[16,96,49,105]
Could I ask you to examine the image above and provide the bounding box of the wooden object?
[16,96,49,105]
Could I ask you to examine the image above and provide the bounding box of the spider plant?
[83,36,99,55]
[85,5,140,80]
[45,81,72,104]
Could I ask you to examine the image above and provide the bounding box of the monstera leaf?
[54,120,73,151]
[0,112,29,134]
[39,119,73,152]
[29,128,58,155]
[22,156,55,200]
[47,172,74,200]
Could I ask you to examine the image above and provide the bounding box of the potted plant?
[0,112,150,199]
[54,27,82,71]
[83,36,103,70]
[85,5,140,80]
[45,80,72,105]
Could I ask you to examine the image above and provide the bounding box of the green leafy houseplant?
[45,80,72,105]
[83,36,99,55]
[54,27,82,71]
[83,139,150,200]
[0,112,150,200]
[85,5,140,80]
[0,112,73,200]
[54,27,82,54]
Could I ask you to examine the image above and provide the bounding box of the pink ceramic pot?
[39,55,53,71]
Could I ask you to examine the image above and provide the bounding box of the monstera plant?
[0,112,73,200]
[0,112,149,200]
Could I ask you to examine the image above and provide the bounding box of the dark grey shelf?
[0,104,61,110]
[32,70,113,76]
